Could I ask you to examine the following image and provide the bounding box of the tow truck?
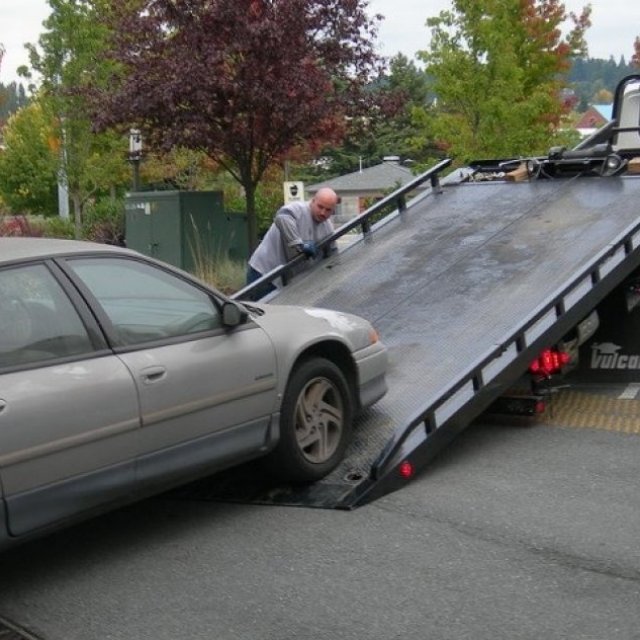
[193,73,640,509]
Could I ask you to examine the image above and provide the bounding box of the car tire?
[264,357,353,483]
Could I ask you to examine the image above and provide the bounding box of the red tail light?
[399,460,414,479]
[529,348,570,376]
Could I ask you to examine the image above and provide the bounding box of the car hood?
[246,303,379,352]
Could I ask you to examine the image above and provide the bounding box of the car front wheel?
[264,357,353,483]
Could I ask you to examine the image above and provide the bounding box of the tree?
[378,54,440,165]
[23,0,130,238]
[633,37,640,68]
[316,54,434,174]
[0,102,59,215]
[0,82,30,122]
[592,88,613,104]
[568,56,636,109]
[92,0,384,250]
[415,0,591,163]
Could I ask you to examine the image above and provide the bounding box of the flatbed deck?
[184,170,640,509]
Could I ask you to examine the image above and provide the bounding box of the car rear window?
[0,264,95,369]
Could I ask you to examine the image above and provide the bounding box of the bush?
[0,214,77,239]
[224,183,283,237]
[82,197,125,245]
[42,216,75,239]
[0,215,45,237]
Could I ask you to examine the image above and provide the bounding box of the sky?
[1,0,639,85]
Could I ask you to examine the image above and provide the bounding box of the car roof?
[0,237,134,265]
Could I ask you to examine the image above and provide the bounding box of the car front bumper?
[353,341,388,409]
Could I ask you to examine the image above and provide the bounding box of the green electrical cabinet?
[124,190,248,273]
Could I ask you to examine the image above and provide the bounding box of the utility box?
[124,190,248,272]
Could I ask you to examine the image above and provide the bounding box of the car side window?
[0,264,95,369]
[66,257,222,345]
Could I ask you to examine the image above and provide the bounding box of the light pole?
[128,129,143,191]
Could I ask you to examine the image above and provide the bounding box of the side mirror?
[222,301,248,327]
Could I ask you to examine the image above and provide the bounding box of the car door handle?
[0,399,6,414]
[140,366,167,384]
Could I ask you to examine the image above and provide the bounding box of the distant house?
[575,104,613,138]
[306,156,424,226]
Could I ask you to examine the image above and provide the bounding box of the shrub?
[42,216,75,239]
[0,215,45,237]
[82,197,125,245]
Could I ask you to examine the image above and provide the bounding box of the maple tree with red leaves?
[92,0,384,250]
[633,37,640,68]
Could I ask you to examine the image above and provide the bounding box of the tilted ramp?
[179,170,640,509]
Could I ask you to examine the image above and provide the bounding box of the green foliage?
[568,57,637,109]
[192,249,246,295]
[141,148,219,192]
[0,214,74,238]
[415,0,591,163]
[371,54,436,165]
[0,82,29,121]
[294,54,433,177]
[25,0,130,237]
[0,102,59,216]
[0,202,119,241]
[223,175,284,237]
[82,196,124,244]
[42,215,75,238]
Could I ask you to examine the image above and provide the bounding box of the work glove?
[300,242,318,258]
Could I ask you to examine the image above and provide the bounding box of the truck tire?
[264,357,354,483]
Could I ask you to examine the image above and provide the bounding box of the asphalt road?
[1,416,639,640]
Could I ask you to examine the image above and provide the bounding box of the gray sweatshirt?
[248,200,335,277]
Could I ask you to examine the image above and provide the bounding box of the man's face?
[310,194,337,223]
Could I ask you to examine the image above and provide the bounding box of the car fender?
[249,305,368,387]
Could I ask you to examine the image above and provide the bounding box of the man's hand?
[300,242,318,258]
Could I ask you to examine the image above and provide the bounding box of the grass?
[194,252,246,295]
[188,215,246,294]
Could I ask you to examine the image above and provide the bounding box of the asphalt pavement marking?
[618,383,640,400]
[539,388,640,434]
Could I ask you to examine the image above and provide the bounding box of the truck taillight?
[529,348,570,377]
[399,460,414,479]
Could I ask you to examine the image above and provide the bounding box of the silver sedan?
[0,237,387,549]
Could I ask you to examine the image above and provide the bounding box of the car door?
[0,262,140,537]
[62,256,279,489]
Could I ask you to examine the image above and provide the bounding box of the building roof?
[307,157,421,195]
[575,104,614,137]
[593,104,613,121]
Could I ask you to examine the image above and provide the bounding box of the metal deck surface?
[266,174,640,494]
[172,174,640,508]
